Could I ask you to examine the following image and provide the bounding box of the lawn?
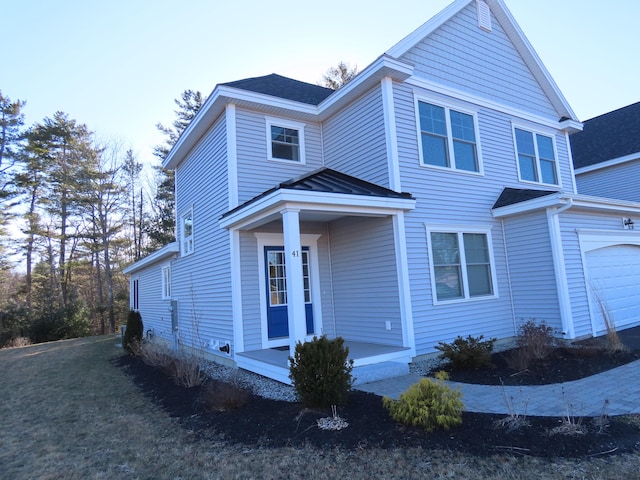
[1,336,638,479]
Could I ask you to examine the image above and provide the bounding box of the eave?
[122,242,179,275]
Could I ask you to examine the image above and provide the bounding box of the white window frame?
[131,277,139,310]
[161,265,171,299]
[512,124,561,187]
[415,96,483,175]
[426,225,498,305]
[181,208,194,257]
[265,117,306,164]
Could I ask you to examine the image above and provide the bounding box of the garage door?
[585,245,640,334]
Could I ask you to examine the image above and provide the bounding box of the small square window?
[266,118,306,163]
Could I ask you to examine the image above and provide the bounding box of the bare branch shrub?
[197,381,250,412]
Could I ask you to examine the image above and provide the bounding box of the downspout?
[547,197,575,339]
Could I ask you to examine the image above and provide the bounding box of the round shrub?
[123,310,143,354]
[288,335,354,407]
[383,371,464,432]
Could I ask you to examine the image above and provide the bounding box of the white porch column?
[281,208,306,357]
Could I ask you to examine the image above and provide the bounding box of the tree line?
[0,89,205,346]
[0,62,356,347]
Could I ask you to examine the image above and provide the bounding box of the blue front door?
[265,246,314,339]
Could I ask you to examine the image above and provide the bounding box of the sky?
[3,0,639,169]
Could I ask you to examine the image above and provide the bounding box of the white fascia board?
[122,242,179,275]
[491,192,566,218]
[574,152,640,175]
[486,0,579,122]
[219,189,416,230]
[569,193,640,214]
[164,57,413,170]
[385,0,472,58]
[408,77,567,130]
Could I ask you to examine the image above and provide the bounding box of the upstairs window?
[266,118,306,163]
[418,101,480,173]
[181,209,194,256]
[428,229,496,303]
[514,128,558,185]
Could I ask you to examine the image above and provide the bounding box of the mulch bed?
[115,347,640,458]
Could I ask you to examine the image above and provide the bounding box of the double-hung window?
[266,118,306,163]
[514,128,558,185]
[418,101,480,173]
[428,229,496,303]
[181,209,194,256]
[161,266,171,299]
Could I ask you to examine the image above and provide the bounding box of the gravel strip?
[200,361,297,402]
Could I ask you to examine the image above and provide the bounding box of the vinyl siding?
[235,107,324,203]
[323,86,390,187]
[328,216,404,346]
[134,263,173,340]
[576,160,640,203]
[558,210,625,338]
[399,3,557,119]
[170,114,234,351]
[501,212,561,331]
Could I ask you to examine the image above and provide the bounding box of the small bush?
[1,337,32,349]
[517,319,556,361]
[435,335,496,370]
[134,340,205,387]
[288,335,354,407]
[197,381,250,412]
[171,350,206,388]
[123,310,143,354]
[383,371,464,432]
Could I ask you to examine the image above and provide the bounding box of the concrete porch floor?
[236,340,411,384]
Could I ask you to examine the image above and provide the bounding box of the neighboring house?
[571,101,640,202]
[123,0,640,384]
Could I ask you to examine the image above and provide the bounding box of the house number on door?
[291,250,299,257]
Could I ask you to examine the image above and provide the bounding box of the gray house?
[123,0,640,384]
[571,101,640,203]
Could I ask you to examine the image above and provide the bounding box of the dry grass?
[1,336,639,479]
[133,339,205,388]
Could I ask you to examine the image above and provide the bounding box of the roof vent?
[477,0,492,32]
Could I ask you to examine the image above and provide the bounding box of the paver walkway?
[357,359,640,417]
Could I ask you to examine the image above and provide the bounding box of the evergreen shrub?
[288,335,354,407]
[435,334,496,370]
[123,310,143,354]
[383,371,464,432]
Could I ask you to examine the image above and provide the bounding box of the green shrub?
[288,335,354,407]
[383,371,464,432]
[435,334,496,370]
[123,310,143,354]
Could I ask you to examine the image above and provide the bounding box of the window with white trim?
[514,127,558,185]
[181,209,194,256]
[417,101,480,172]
[266,118,305,163]
[132,278,139,310]
[428,229,496,302]
[161,266,171,299]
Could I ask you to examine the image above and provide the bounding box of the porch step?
[352,361,409,385]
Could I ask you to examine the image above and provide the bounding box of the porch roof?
[220,168,416,230]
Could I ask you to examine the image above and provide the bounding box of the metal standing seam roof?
[220,74,335,106]
[570,101,640,169]
[221,168,414,220]
[492,187,558,209]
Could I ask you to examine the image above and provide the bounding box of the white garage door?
[586,245,640,334]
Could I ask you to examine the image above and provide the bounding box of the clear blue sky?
[3,0,639,168]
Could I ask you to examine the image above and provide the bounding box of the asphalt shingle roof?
[492,187,557,209]
[570,102,640,169]
[221,74,335,105]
